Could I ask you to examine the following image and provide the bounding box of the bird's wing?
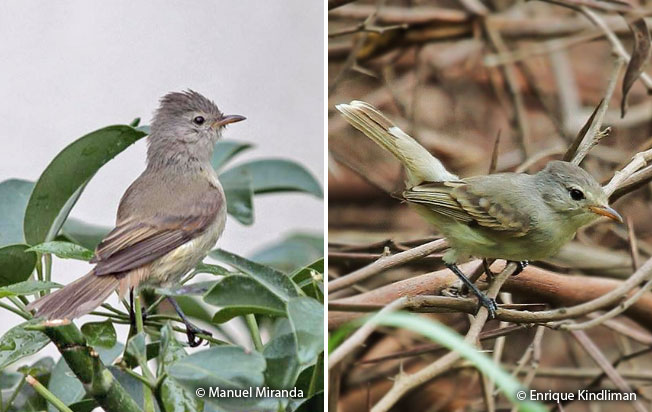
[90,171,224,276]
[403,180,531,236]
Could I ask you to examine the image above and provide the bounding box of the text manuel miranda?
[202,386,304,399]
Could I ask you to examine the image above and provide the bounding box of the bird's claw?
[477,295,498,319]
[185,324,212,347]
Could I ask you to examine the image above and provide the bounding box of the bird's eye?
[569,188,585,201]
[193,116,205,125]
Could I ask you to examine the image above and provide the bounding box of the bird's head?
[147,90,245,166]
[537,160,622,229]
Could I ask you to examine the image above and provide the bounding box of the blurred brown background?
[328,0,652,410]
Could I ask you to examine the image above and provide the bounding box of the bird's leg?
[446,263,497,319]
[129,288,135,329]
[167,297,212,347]
[512,261,529,276]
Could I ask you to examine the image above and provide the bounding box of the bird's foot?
[446,263,498,319]
[166,296,212,347]
[476,294,498,319]
[184,322,212,347]
[512,261,529,276]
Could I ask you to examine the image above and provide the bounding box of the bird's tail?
[335,100,458,187]
[27,272,119,320]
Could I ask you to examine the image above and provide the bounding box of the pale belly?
[152,215,225,285]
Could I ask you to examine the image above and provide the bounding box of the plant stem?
[25,375,73,412]
[134,295,145,335]
[245,314,264,352]
[144,295,166,314]
[35,254,43,283]
[308,353,323,397]
[25,321,143,412]
[133,294,156,412]
[43,253,52,286]
[0,301,30,320]
[7,296,29,314]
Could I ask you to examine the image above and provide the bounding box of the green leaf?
[168,346,265,410]
[47,343,123,412]
[211,140,254,171]
[0,370,22,389]
[373,312,546,412]
[221,169,254,225]
[122,342,161,369]
[263,319,300,389]
[287,297,323,364]
[0,280,61,298]
[60,217,110,250]
[209,249,300,302]
[0,320,49,370]
[194,262,231,276]
[0,179,34,246]
[108,365,157,412]
[173,296,214,326]
[68,400,97,412]
[158,324,204,412]
[126,332,147,361]
[156,281,217,297]
[292,392,324,412]
[295,353,324,398]
[291,259,324,302]
[250,233,324,273]
[81,320,117,348]
[220,159,322,197]
[27,241,93,261]
[0,244,37,287]
[17,356,54,376]
[206,275,286,323]
[23,125,146,245]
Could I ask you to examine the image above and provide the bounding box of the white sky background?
[0,1,323,362]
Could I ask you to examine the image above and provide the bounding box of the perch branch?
[25,320,143,412]
[370,263,516,412]
[328,239,447,292]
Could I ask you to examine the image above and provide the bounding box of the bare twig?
[484,20,532,158]
[330,257,652,329]
[329,297,409,369]
[570,330,647,412]
[370,264,517,412]
[580,6,652,91]
[604,148,652,196]
[570,57,626,165]
[328,239,447,292]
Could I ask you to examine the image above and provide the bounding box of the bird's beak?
[212,114,246,129]
[589,205,623,223]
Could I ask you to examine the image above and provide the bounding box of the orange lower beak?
[589,205,623,223]
[212,114,246,128]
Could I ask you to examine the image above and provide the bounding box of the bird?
[28,90,245,345]
[336,100,622,318]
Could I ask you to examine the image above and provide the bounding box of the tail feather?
[336,100,458,187]
[27,272,119,320]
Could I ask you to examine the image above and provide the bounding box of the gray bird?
[336,100,622,318]
[28,90,245,345]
